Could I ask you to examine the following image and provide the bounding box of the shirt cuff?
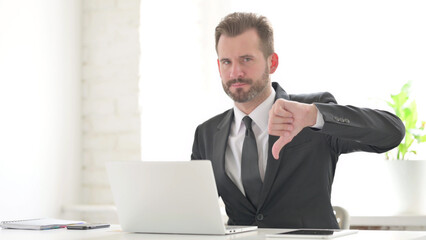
[311,107,324,129]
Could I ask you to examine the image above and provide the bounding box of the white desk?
[1,225,426,240]
[351,215,426,230]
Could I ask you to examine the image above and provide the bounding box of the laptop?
[106,160,258,235]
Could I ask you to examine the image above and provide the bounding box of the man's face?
[217,29,270,103]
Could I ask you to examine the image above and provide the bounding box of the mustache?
[226,78,253,87]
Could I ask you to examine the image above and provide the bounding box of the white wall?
[139,0,231,162]
[0,0,81,219]
[81,0,141,208]
[0,0,141,222]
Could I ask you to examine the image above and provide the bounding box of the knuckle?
[274,107,280,115]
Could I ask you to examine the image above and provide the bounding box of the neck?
[235,85,272,115]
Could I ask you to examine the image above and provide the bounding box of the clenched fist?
[268,99,319,159]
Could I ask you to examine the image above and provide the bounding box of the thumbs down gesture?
[268,99,319,159]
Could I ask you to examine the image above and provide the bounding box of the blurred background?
[1,0,425,230]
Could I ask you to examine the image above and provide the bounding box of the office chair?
[333,206,350,229]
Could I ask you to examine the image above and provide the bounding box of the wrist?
[309,104,318,127]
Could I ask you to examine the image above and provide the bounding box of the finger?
[269,124,294,134]
[272,136,291,160]
[269,117,294,124]
[269,129,292,137]
[271,104,293,118]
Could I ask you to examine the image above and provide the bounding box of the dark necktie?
[241,116,263,208]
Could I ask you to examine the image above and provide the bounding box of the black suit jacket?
[191,82,405,229]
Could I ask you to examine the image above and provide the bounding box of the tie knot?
[242,116,253,130]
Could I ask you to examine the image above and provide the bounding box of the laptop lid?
[106,161,255,235]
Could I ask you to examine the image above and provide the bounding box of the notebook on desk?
[106,160,257,235]
[0,218,85,230]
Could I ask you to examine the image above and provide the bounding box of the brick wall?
[81,0,141,208]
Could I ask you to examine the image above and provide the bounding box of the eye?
[221,60,231,65]
[243,57,252,62]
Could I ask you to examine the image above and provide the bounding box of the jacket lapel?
[258,82,291,209]
[212,109,256,210]
[258,135,281,208]
[212,109,233,177]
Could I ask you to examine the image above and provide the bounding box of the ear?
[217,59,221,75]
[269,53,279,74]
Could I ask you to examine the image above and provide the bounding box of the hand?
[268,99,318,159]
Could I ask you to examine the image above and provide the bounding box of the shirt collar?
[233,86,276,132]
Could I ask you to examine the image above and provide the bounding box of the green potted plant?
[385,81,426,215]
[386,81,426,160]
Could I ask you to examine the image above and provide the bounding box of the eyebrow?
[240,54,255,59]
[219,54,255,62]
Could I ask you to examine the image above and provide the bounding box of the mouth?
[231,82,248,88]
[227,79,252,89]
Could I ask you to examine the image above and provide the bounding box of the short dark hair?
[215,12,274,58]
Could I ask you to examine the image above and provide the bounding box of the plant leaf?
[384,81,426,160]
[418,134,426,143]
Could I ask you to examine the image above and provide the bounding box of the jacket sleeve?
[191,125,202,160]
[313,93,405,154]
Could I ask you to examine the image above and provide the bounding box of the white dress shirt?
[225,87,324,195]
[225,87,275,195]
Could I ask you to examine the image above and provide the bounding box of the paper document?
[0,218,85,230]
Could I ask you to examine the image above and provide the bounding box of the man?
[191,12,405,229]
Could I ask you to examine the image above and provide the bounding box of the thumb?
[272,136,290,160]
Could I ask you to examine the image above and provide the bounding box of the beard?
[222,67,270,103]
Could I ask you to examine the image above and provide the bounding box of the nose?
[229,63,244,79]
